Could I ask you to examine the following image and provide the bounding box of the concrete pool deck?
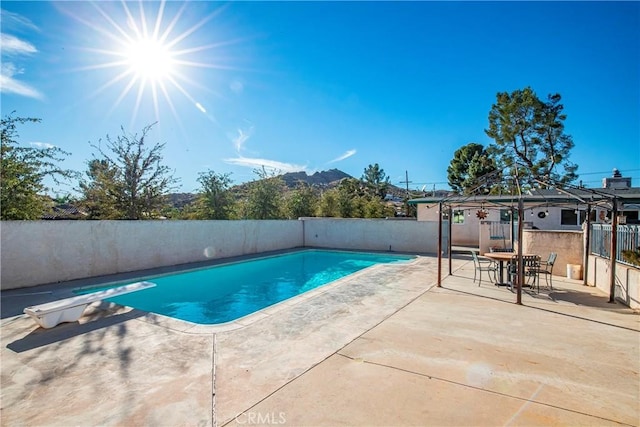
[1,254,638,426]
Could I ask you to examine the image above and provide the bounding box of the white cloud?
[0,67,43,99]
[328,149,356,163]
[30,142,56,149]
[224,156,306,173]
[0,33,37,55]
[231,126,254,152]
[0,12,42,100]
[225,124,307,174]
[1,9,40,33]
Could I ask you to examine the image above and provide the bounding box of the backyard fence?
[590,224,640,265]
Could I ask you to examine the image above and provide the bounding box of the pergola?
[408,184,640,305]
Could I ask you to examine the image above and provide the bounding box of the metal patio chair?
[471,251,498,286]
[507,255,541,293]
[531,252,557,290]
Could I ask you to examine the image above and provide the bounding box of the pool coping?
[98,254,422,334]
[3,248,422,334]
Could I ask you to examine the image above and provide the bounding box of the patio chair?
[531,252,557,290]
[507,255,541,292]
[471,251,498,286]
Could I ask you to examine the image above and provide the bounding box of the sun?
[123,37,175,82]
[63,1,234,126]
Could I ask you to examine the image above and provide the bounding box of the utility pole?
[399,170,412,216]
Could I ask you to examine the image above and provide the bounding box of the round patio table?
[483,252,537,286]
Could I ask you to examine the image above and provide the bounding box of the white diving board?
[23,281,156,329]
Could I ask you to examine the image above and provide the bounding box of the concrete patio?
[1,253,638,426]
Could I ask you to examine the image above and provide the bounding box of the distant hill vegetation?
[176,168,411,208]
[230,168,408,197]
[44,169,427,218]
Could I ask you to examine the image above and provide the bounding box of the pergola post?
[448,205,453,275]
[516,198,524,305]
[437,202,442,287]
[583,204,591,286]
[609,199,618,303]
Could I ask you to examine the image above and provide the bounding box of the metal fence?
[591,224,640,265]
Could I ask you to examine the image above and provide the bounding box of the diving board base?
[23,281,156,329]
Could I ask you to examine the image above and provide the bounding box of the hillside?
[162,169,415,211]
[181,168,409,201]
[279,169,352,188]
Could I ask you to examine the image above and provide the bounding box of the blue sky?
[2,1,639,195]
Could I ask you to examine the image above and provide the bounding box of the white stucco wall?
[520,230,584,278]
[587,256,639,310]
[416,204,492,247]
[302,218,444,254]
[479,221,513,254]
[1,218,445,290]
[1,220,303,290]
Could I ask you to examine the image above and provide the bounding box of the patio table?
[483,252,537,287]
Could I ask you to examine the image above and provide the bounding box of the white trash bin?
[567,264,582,280]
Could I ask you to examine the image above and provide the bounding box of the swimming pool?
[79,249,414,325]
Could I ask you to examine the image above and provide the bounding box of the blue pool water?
[78,249,414,325]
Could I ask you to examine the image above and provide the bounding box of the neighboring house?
[409,169,640,247]
[42,203,88,220]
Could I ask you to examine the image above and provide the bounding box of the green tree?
[361,163,390,199]
[315,178,393,218]
[485,87,578,188]
[335,189,354,217]
[78,159,120,219]
[243,167,285,219]
[447,143,499,195]
[284,182,318,219]
[316,189,338,217]
[1,113,76,220]
[193,170,234,219]
[362,197,387,218]
[79,124,178,219]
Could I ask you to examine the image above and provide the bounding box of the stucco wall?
[302,218,444,254]
[587,256,640,310]
[479,221,513,254]
[1,218,445,290]
[520,230,584,278]
[449,216,480,247]
[416,205,483,246]
[1,220,303,290]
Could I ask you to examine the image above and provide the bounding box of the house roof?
[408,187,640,210]
[42,203,88,220]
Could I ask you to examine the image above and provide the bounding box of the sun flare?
[124,37,175,82]
[64,0,235,126]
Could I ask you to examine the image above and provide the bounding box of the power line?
[576,168,640,176]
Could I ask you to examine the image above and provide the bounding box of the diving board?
[23,281,156,329]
